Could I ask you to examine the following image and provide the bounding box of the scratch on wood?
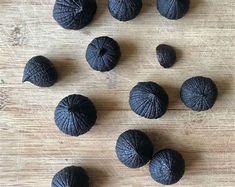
[107,71,118,89]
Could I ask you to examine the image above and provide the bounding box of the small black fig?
[157,0,190,20]
[116,129,153,168]
[149,149,185,185]
[51,166,89,187]
[129,82,169,119]
[156,44,176,68]
[54,94,97,136]
[180,76,218,111]
[53,0,97,30]
[22,56,57,87]
[108,0,142,21]
[86,36,121,72]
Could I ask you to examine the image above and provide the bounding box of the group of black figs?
[53,0,190,30]
[21,0,219,186]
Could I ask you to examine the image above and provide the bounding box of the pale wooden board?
[0,0,235,186]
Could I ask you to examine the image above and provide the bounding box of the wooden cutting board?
[0,0,234,186]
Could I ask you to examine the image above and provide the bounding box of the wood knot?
[0,79,5,84]
[10,25,26,46]
[0,89,8,110]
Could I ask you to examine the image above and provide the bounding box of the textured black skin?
[86,36,121,72]
[180,76,218,111]
[129,82,169,119]
[22,56,57,87]
[156,44,176,68]
[116,129,153,168]
[108,0,142,21]
[51,166,89,187]
[157,0,190,20]
[53,0,97,30]
[149,149,185,185]
[54,94,97,136]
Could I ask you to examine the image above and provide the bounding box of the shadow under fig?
[91,95,120,125]
[85,166,109,187]
[93,0,108,23]
[190,0,205,14]
[51,58,79,82]
[214,77,232,99]
[143,130,201,173]
[118,40,137,66]
[142,0,157,14]
[164,85,181,109]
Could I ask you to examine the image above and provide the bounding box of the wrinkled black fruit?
[149,149,185,185]
[86,36,121,72]
[108,0,142,21]
[51,166,89,187]
[180,76,218,111]
[54,94,97,136]
[53,0,97,30]
[156,44,176,68]
[157,0,190,20]
[116,129,153,168]
[129,82,169,119]
[22,56,57,87]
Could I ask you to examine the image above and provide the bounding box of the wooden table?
[0,0,235,186]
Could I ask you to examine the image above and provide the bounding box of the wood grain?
[0,0,235,186]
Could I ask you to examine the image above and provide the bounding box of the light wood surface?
[0,0,235,186]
